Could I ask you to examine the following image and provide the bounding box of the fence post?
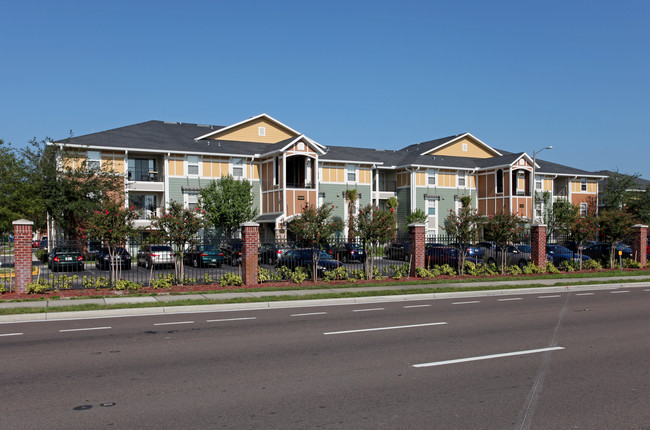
[408,223,425,277]
[240,222,259,286]
[530,224,547,269]
[12,219,34,294]
[631,224,648,268]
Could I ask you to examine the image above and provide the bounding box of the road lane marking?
[352,308,385,312]
[404,304,432,308]
[324,322,446,335]
[452,301,480,305]
[498,298,523,301]
[206,317,256,322]
[0,332,23,337]
[153,321,194,326]
[538,295,561,299]
[610,291,629,294]
[575,293,594,296]
[291,312,327,317]
[413,346,565,368]
[59,326,111,332]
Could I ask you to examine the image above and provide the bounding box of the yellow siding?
[430,137,495,158]
[101,153,125,174]
[359,168,371,184]
[208,118,296,144]
[416,172,425,187]
[397,172,411,187]
[470,175,476,188]
[572,180,597,193]
[168,159,183,176]
[543,178,553,191]
[438,171,456,187]
[252,163,260,180]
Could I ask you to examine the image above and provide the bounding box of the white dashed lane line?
[153,321,194,326]
[206,317,257,322]
[291,312,327,317]
[0,332,23,337]
[575,293,594,296]
[324,322,447,335]
[352,308,385,312]
[60,327,112,333]
[610,291,630,294]
[404,304,432,309]
[498,298,523,302]
[538,295,561,299]
[452,301,480,305]
[413,346,565,368]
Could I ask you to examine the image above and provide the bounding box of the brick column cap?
[407,223,426,228]
[531,223,547,228]
[632,224,648,228]
[240,222,260,228]
[12,219,34,226]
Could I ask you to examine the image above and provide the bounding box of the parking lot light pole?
[532,145,552,223]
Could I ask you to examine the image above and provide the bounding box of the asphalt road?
[1,286,649,429]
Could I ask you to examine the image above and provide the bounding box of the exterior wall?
[414,188,476,232]
[202,156,230,178]
[397,170,411,188]
[167,177,261,212]
[320,163,345,183]
[396,188,410,232]
[101,151,125,173]
[429,137,495,158]
[207,118,296,144]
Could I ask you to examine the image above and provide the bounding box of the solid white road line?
[452,301,480,305]
[59,326,111,333]
[353,308,385,312]
[498,298,523,301]
[291,312,327,317]
[206,317,256,322]
[0,332,23,337]
[324,322,447,335]
[153,321,194,326]
[404,304,432,308]
[575,293,594,296]
[610,291,629,294]
[413,346,565,368]
[538,295,561,299]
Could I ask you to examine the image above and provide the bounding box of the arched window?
[496,169,503,193]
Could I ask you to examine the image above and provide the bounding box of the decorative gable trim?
[194,113,301,141]
[420,132,502,157]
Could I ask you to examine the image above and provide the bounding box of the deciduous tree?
[200,175,258,239]
[442,196,480,275]
[483,211,525,274]
[355,204,397,279]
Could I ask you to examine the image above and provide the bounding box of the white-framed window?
[581,177,587,191]
[427,169,436,186]
[87,151,101,171]
[580,202,588,216]
[318,192,325,207]
[273,157,278,186]
[232,158,244,178]
[184,191,200,211]
[535,175,542,190]
[187,155,200,176]
[346,164,356,183]
[425,198,438,234]
[297,141,305,151]
[258,126,266,136]
[516,171,525,194]
[462,143,468,152]
[457,171,466,188]
[496,169,504,193]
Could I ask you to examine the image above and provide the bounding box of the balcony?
[286,182,315,189]
[378,180,396,192]
[126,169,164,192]
[132,207,163,228]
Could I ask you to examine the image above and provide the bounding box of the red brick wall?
[409,224,425,277]
[241,222,259,286]
[13,220,33,294]
[530,224,547,268]
[632,225,648,268]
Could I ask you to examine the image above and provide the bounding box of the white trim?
[194,113,301,141]
[277,135,326,155]
[420,132,502,157]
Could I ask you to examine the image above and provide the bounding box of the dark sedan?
[424,246,482,269]
[331,242,366,263]
[258,243,294,265]
[48,247,85,272]
[385,241,410,262]
[183,245,224,268]
[276,249,344,276]
[583,243,633,264]
[546,245,591,266]
[95,247,132,270]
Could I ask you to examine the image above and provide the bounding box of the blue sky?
[2,0,649,178]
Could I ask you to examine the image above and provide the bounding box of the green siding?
[396,188,410,232]
[414,187,476,231]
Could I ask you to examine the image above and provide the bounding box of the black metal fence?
[0,239,16,292]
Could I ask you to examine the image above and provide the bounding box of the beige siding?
[168,159,184,176]
[430,137,495,158]
[415,172,426,187]
[208,118,296,144]
[359,168,371,184]
[438,170,456,187]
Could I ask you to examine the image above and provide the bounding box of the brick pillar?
[632,224,648,268]
[408,223,425,277]
[240,222,259,286]
[530,224,547,268]
[13,219,34,294]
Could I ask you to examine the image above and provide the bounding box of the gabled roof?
[473,152,532,170]
[275,135,326,155]
[400,132,502,157]
[194,113,302,141]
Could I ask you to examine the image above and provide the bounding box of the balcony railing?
[378,181,396,192]
[286,182,315,189]
[128,170,161,182]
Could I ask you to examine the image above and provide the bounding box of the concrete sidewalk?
[1,274,649,323]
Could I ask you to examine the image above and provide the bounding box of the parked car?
[424,246,482,268]
[258,243,294,265]
[331,242,366,263]
[95,247,132,270]
[583,243,633,264]
[276,248,344,277]
[482,244,534,269]
[385,241,410,261]
[561,240,600,253]
[32,239,40,248]
[223,240,243,266]
[39,236,48,250]
[137,245,175,269]
[450,243,484,259]
[48,247,85,272]
[546,244,591,266]
[183,244,224,268]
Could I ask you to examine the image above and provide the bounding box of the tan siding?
[415,172,425,187]
[168,159,183,176]
[543,178,553,191]
[359,168,371,184]
[439,171,456,187]
[430,137,495,158]
[208,118,296,143]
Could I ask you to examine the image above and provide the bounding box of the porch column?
[408,223,425,277]
[631,224,648,268]
[530,224,547,268]
[241,222,260,286]
[13,219,34,294]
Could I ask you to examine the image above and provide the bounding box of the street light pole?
[532,145,553,223]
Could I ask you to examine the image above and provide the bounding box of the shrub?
[288,267,308,284]
[219,272,243,286]
[582,259,603,270]
[622,258,642,269]
[114,280,142,291]
[372,266,384,281]
[50,274,77,291]
[35,249,48,263]
[559,260,578,272]
[522,263,542,274]
[203,273,214,284]
[151,274,176,289]
[463,261,479,276]
[349,269,366,280]
[258,267,281,283]
[323,266,349,281]
[506,265,522,275]
[26,279,50,294]
[416,267,436,278]
[546,262,561,274]
[390,264,410,279]
[436,264,457,276]
[0,285,5,293]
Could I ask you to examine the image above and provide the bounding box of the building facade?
[52,114,604,240]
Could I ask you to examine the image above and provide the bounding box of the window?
[496,169,504,193]
[535,175,542,190]
[457,171,466,187]
[346,164,356,182]
[462,143,468,152]
[258,126,266,136]
[581,178,587,191]
[184,191,199,211]
[232,158,244,178]
[427,169,436,186]
[187,155,199,176]
[297,141,305,151]
[580,202,588,216]
[273,157,279,186]
[425,198,438,234]
[87,151,101,171]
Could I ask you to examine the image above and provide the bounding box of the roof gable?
[422,133,501,158]
[195,113,300,143]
